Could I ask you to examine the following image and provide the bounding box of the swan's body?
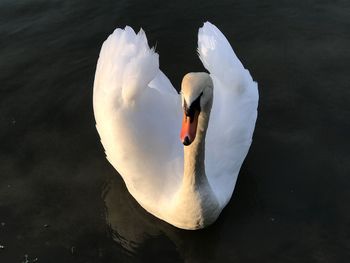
[93,22,258,230]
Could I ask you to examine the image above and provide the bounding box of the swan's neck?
[183,112,210,188]
[171,110,219,229]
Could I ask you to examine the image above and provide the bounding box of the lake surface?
[1,0,349,262]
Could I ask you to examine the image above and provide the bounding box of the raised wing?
[198,22,259,206]
[93,27,183,208]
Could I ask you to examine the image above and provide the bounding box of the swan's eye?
[183,92,202,123]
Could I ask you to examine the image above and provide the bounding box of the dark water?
[1,0,350,262]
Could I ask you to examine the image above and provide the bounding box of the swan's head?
[180,72,213,146]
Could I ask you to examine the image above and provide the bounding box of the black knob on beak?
[183,136,191,146]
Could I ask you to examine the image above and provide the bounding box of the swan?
[93,22,258,230]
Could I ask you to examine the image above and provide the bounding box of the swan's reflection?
[102,173,228,261]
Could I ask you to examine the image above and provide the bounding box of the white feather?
[198,22,259,206]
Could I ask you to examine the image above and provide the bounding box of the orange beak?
[180,111,200,146]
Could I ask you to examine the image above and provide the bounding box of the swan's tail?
[197,22,253,91]
[94,26,159,104]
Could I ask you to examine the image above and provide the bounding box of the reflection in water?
[102,174,224,261]
[102,174,160,253]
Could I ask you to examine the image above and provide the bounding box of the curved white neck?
[183,111,210,188]
[169,108,220,229]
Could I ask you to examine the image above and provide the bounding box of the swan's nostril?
[183,136,191,146]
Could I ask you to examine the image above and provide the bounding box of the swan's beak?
[180,111,199,146]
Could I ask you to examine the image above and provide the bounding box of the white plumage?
[93,22,258,229]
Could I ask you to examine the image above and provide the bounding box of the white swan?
[93,22,258,230]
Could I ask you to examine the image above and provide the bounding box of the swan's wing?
[93,27,183,208]
[198,22,259,206]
